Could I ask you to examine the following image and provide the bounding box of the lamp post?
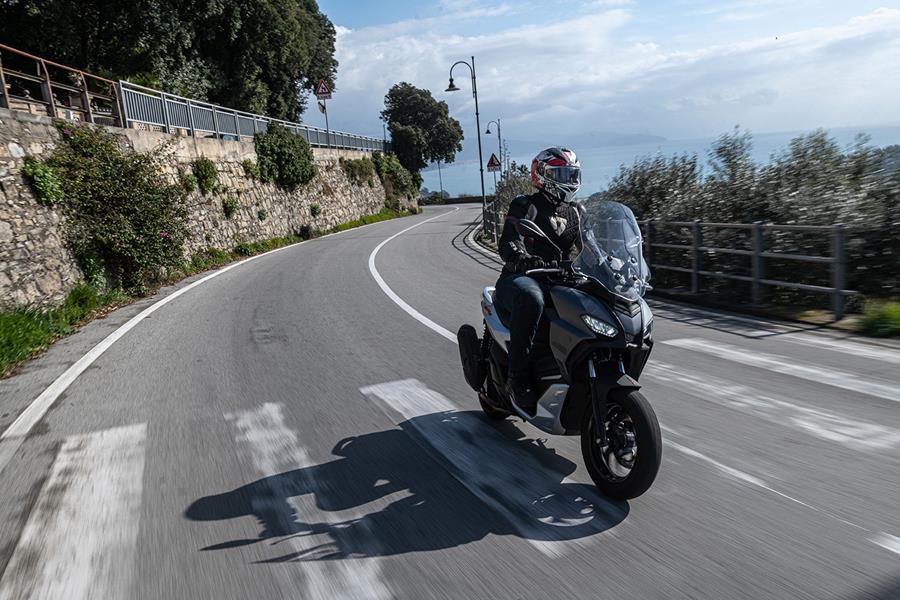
[446,56,487,228]
[485,118,502,195]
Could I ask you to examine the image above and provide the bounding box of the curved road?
[0,205,898,599]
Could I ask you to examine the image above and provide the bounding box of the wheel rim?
[591,403,637,481]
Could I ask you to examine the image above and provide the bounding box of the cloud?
[314,7,900,142]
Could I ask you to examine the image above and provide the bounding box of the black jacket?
[498,192,582,275]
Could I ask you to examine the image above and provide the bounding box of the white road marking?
[368,207,460,343]
[871,533,900,555]
[781,333,900,366]
[0,423,147,600]
[360,379,626,558]
[464,216,502,261]
[226,403,390,600]
[663,338,900,403]
[647,361,900,451]
[0,215,409,475]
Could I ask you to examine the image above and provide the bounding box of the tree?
[380,82,463,175]
[0,0,337,120]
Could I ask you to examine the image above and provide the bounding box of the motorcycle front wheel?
[581,390,662,500]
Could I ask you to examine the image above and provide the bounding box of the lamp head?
[445,78,460,92]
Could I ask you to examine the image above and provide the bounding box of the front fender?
[560,373,641,432]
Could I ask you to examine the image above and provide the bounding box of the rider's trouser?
[493,273,544,381]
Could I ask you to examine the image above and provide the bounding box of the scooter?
[457,200,662,499]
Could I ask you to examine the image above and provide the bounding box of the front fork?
[588,354,626,447]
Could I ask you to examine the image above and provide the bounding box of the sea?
[420,125,900,198]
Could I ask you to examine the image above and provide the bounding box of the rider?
[494,147,583,417]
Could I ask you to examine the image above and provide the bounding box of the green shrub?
[372,152,417,208]
[234,241,252,256]
[242,159,260,180]
[310,203,321,218]
[297,224,313,240]
[860,300,900,337]
[22,156,64,205]
[257,208,268,221]
[254,123,316,188]
[48,122,188,294]
[178,168,197,193]
[223,196,238,219]
[340,156,376,186]
[193,156,218,195]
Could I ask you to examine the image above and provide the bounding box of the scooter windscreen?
[573,200,650,301]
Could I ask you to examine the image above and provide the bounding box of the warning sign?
[315,80,332,100]
[486,153,501,172]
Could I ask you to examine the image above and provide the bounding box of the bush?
[22,156,64,205]
[48,122,188,294]
[223,196,238,219]
[257,208,268,221]
[340,157,376,186]
[242,159,260,180]
[193,157,218,195]
[178,168,197,193]
[860,300,900,337]
[297,224,313,240]
[254,123,316,188]
[372,152,417,208]
[310,203,321,218]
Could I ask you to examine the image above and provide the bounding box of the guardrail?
[0,44,386,152]
[118,81,386,152]
[0,43,121,126]
[643,220,855,319]
[479,205,855,318]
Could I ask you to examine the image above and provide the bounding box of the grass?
[859,300,900,337]
[0,206,417,378]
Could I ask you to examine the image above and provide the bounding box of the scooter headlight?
[582,314,618,338]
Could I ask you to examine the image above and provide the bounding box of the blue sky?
[309,1,900,145]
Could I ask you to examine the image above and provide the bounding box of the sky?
[309,1,900,147]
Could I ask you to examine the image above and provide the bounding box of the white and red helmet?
[531,147,581,204]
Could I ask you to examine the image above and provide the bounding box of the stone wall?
[0,108,405,307]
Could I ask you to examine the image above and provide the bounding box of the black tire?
[479,379,509,420]
[581,390,662,500]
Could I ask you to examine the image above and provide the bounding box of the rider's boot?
[506,376,538,418]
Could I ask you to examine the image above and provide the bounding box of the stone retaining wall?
[0,108,404,307]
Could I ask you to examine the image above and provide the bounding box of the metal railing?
[643,220,855,319]
[479,206,855,318]
[0,43,386,152]
[0,43,121,126]
[117,81,386,151]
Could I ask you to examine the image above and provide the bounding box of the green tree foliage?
[0,0,337,120]
[372,152,417,208]
[254,124,316,188]
[494,161,535,214]
[192,157,218,195]
[381,83,463,174]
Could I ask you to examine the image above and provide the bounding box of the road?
[0,204,897,599]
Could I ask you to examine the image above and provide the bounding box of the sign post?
[315,79,332,149]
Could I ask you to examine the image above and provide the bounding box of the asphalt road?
[0,204,897,599]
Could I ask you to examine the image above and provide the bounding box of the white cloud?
[315,7,900,142]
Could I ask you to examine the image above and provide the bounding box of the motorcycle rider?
[494,147,583,417]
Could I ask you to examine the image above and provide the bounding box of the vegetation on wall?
[310,203,322,218]
[372,151,417,208]
[339,157,376,186]
[254,123,316,188]
[22,156,65,206]
[178,168,198,193]
[223,196,238,219]
[45,122,189,293]
[0,0,337,120]
[242,159,260,180]
[193,157,218,195]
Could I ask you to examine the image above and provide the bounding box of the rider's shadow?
[185,411,629,561]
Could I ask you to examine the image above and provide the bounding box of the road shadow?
[185,410,628,561]
[648,298,826,339]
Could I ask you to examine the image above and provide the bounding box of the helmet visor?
[545,165,581,186]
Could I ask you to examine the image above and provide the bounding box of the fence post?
[751,221,765,305]
[212,106,220,139]
[831,224,847,321]
[115,81,128,128]
[691,220,702,294]
[161,92,171,133]
[79,72,95,124]
[39,59,57,118]
[0,51,10,109]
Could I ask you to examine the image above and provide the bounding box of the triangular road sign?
[315,80,332,99]
[486,153,501,172]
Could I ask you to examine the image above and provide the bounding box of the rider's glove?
[517,255,546,273]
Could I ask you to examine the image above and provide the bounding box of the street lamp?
[446,56,487,225]
[485,119,502,194]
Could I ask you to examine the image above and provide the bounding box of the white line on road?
[663,338,900,403]
[0,215,413,475]
[870,533,900,555]
[368,207,460,343]
[226,403,391,599]
[0,423,147,600]
[647,361,900,451]
[360,378,626,558]
[781,333,900,366]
